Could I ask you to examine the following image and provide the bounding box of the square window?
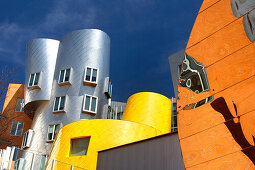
[47,124,61,141]
[83,67,98,86]
[28,72,40,89]
[53,96,66,113]
[70,137,90,156]
[15,98,24,112]
[58,68,71,86]
[82,95,98,114]
[10,121,24,136]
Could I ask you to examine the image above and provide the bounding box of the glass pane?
[16,122,24,136]
[59,96,65,110]
[34,73,40,86]
[15,98,22,112]
[64,69,70,82]
[29,74,34,87]
[85,68,91,81]
[21,99,24,112]
[71,137,90,156]
[92,69,97,82]
[10,121,17,135]
[48,125,54,140]
[53,124,60,139]
[59,70,65,83]
[91,97,97,112]
[39,156,46,170]
[84,96,90,111]
[54,97,60,111]
[22,132,28,146]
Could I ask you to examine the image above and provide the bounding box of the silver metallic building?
[24,29,111,155]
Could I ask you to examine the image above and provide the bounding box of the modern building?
[45,92,173,170]
[23,29,112,156]
[0,84,32,149]
[106,101,126,120]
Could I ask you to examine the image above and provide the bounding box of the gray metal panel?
[24,29,111,155]
[25,39,59,104]
[168,50,185,98]
[97,133,185,170]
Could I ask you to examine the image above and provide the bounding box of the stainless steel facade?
[24,29,111,155]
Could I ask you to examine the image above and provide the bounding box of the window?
[82,95,98,114]
[53,96,66,112]
[171,103,178,132]
[47,124,61,141]
[28,73,40,88]
[10,121,24,136]
[71,137,90,156]
[104,77,112,98]
[83,67,98,86]
[58,68,71,85]
[15,98,24,112]
[21,129,34,148]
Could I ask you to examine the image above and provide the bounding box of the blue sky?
[0,0,203,102]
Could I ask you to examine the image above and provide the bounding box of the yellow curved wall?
[122,92,172,134]
[46,119,158,170]
[46,92,172,170]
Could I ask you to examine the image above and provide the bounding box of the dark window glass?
[29,74,34,87]
[53,124,60,139]
[91,97,97,112]
[85,96,90,110]
[71,137,90,156]
[10,121,18,135]
[65,69,70,82]
[59,70,65,83]
[34,73,40,86]
[92,69,97,82]
[54,97,60,111]
[59,96,65,110]
[86,68,91,81]
[48,125,54,140]
[22,132,28,146]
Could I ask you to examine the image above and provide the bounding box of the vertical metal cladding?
[24,29,110,155]
[51,29,110,121]
[25,39,60,104]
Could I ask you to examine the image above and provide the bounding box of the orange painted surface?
[178,0,255,169]
[0,84,32,148]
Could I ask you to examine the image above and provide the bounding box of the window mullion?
[89,96,92,111]
[58,97,61,111]
[90,68,93,82]
[64,69,66,82]
[52,125,56,140]
[15,122,19,136]
[32,74,36,86]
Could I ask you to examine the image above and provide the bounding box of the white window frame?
[21,129,34,149]
[82,94,98,114]
[83,66,99,86]
[10,121,24,136]
[47,124,61,142]
[28,72,41,88]
[58,68,71,85]
[53,96,66,113]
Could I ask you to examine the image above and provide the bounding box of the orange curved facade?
[178,0,255,169]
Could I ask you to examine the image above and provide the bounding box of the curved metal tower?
[24,29,111,155]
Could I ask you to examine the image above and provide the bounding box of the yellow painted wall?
[122,92,172,134]
[46,92,172,170]
[46,119,158,170]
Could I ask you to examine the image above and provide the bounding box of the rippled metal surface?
[24,29,110,155]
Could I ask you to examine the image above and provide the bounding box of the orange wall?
[0,84,32,149]
[178,0,255,169]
